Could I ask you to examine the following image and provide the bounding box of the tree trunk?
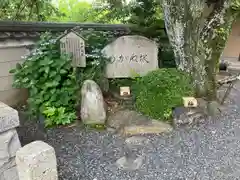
[199,1,236,101]
[162,0,237,102]
[162,0,206,96]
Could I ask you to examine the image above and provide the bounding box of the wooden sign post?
[59,30,86,67]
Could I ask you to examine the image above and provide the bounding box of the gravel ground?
[17,84,240,180]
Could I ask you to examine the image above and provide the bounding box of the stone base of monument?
[107,109,173,136]
[0,102,21,180]
[110,91,135,109]
[172,106,207,128]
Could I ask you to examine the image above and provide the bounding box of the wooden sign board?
[120,86,131,96]
[182,97,198,108]
[60,31,86,67]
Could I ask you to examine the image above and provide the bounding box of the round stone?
[116,155,144,170]
[125,136,149,146]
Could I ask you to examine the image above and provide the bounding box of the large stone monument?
[0,102,21,180]
[102,35,159,78]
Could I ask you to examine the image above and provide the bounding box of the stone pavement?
[17,82,240,180]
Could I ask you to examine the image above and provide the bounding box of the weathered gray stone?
[106,127,117,133]
[102,35,158,78]
[108,110,173,135]
[207,101,221,116]
[125,136,149,146]
[0,129,21,167]
[16,141,58,180]
[97,76,109,93]
[172,106,207,127]
[81,80,106,125]
[107,110,150,130]
[2,166,19,180]
[116,155,144,170]
[0,157,16,174]
[0,158,18,180]
[0,102,19,133]
[122,121,173,136]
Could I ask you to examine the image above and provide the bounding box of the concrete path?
[17,83,240,180]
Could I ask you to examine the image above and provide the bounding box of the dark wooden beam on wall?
[0,21,165,40]
[0,21,131,32]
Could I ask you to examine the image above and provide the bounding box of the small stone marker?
[182,97,198,108]
[59,30,86,67]
[120,86,130,96]
[81,80,106,125]
[16,141,58,180]
[102,35,158,78]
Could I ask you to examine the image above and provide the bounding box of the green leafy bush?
[10,33,78,126]
[43,107,76,127]
[132,68,193,120]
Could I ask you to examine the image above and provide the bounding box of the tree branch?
[14,0,25,20]
[200,0,231,39]
[28,1,34,21]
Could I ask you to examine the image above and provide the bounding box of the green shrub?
[132,68,193,120]
[10,33,78,127]
[43,107,76,127]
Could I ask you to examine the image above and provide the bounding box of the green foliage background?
[10,33,78,126]
[0,0,60,21]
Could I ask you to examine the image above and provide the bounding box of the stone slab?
[0,102,19,133]
[107,110,150,131]
[16,141,58,180]
[121,120,173,136]
[102,35,158,78]
[0,129,21,167]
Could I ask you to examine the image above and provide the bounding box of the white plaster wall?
[0,39,34,106]
[222,19,240,59]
